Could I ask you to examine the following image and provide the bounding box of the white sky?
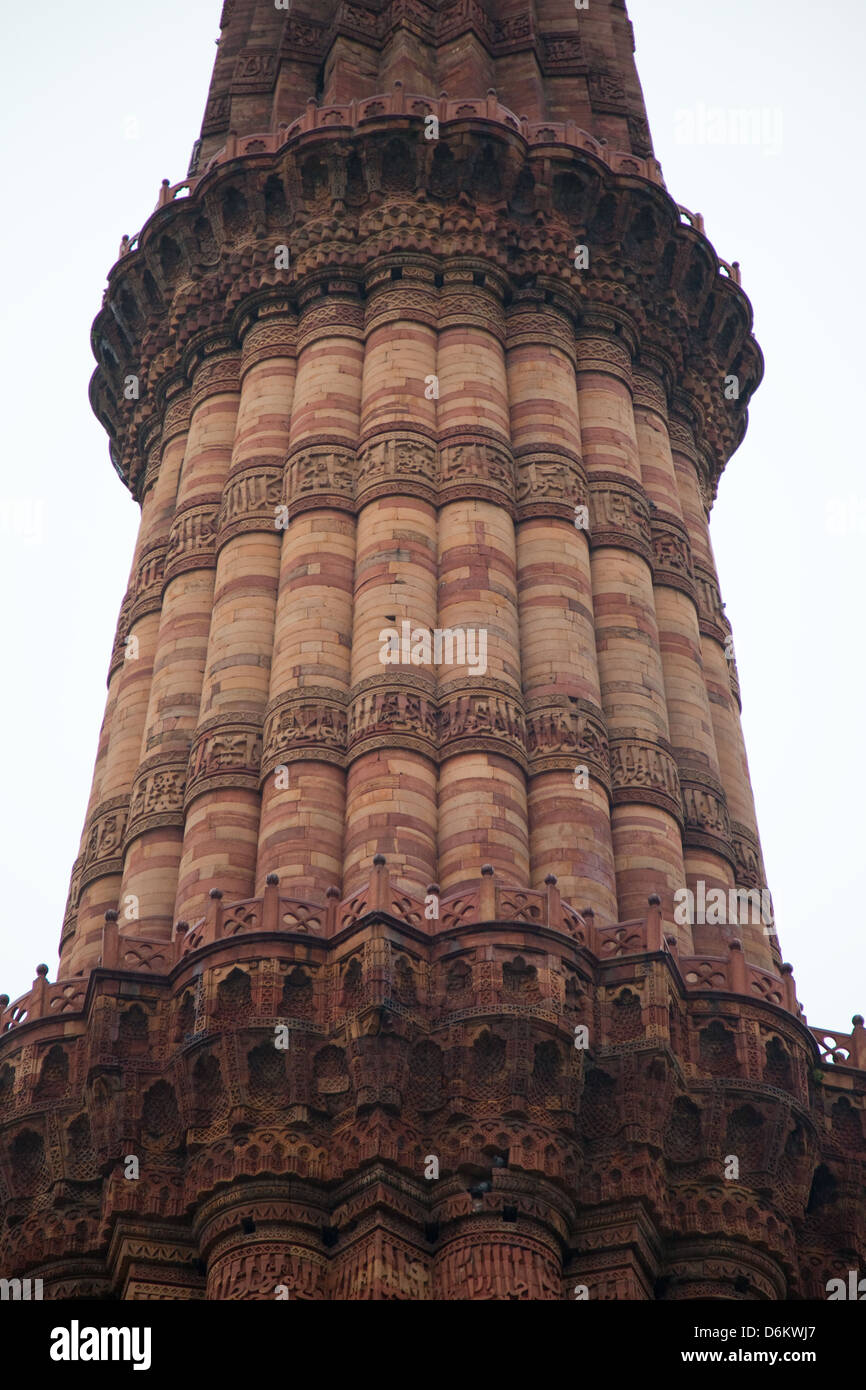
[1,0,864,1038]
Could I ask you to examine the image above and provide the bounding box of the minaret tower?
[1,0,863,1301]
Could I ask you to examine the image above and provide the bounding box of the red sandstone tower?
[1,0,864,1300]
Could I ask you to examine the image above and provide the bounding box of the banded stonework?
[2,871,865,1300]
[2,0,863,1300]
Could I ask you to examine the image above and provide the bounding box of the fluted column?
[633,365,736,952]
[196,1184,328,1300]
[174,311,296,923]
[431,1218,562,1300]
[507,294,617,919]
[63,395,189,975]
[343,265,439,896]
[436,270,528,894]
[575,324,687,941]
[256,286,363,899]
[60,611,126,975]
[669,406,774,968]
[119,347,240,938]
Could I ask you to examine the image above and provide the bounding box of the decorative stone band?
[295,298,365,353]
[362,281,439,334]
[129,540,168,624]
[694,564,729,645]
[574,333,633,386]
[262,689,349,776]
[79,795,131,891]
[525,696,611,789]
[432,1231,563,1301]
[514,445,587,522]
[62,855,85,939]
[661,1246,783,1302]
[730,821,765,891]
[263,682,611,776]
[284,438,355,517]
[348,676,438,761]
[141,438,163,496]
[188,353,240,413]
[267,681,531,767]
[194,96,233,144]
[437,285,507,340]
[318,3,572,60]
[438,430,515,509]
[505,306,577,363]
[194,1178,326,1245]
[163,500,221,583]
[125,754,188,844]
[631,368,670,418]
[295,275,354,310]
[116,420,145,497]
[22,1269,112,1301]
[229,49,280,98]
[650,513,696,599]
[160,388,191,445]
[355,430,437,508]
[667,414,700,468]
[239,312,297,374]
[206,1234,328,1301]
[216,456,284,546]
[587,474,653,563]
[284,431,525,512]
[677,764,735,863]
[540,32,587,75]
[185,714,264,808]
[437,685,528,768]
[696,442,722,514]
[108,590,135,683]
[441,1179,569,1237]
[108,1229,204,1298]
[193,1186,332,1255]
[609,732,682,821]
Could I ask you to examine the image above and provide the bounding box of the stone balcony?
[3,859,863,1071]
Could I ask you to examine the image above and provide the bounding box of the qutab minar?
[1,0,864,1300]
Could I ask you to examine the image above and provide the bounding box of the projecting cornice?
[89,87,762,502]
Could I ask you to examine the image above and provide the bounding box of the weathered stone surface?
[5,0,862,1302]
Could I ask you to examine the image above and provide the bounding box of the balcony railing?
[2,859,862,1067]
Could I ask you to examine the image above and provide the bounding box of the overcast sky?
[1,0,864,1041]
